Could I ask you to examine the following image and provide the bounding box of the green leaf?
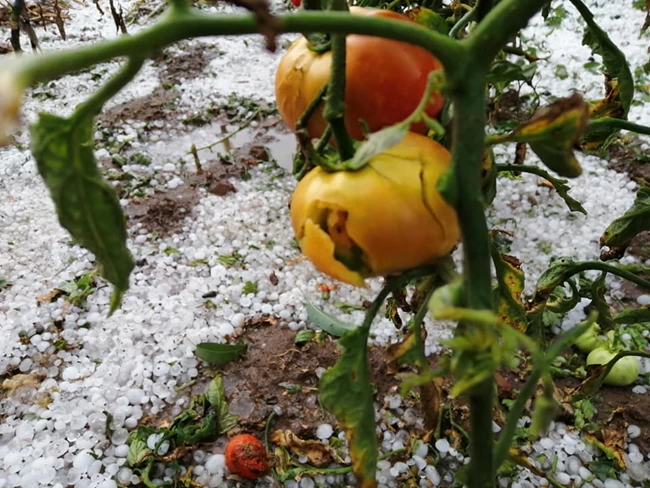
[195,342,246,364]
[206,375,238,435]
[490,243,527,332]
[600,186,650,258]
[31,113,135,314]
[319,327,377,487]
[529,392,558,437]
[126,437,151,466]
[571,0,634,116]
[345,123,408,171]
[487,59,536,88]
[305,301,357,337]
[588,272,613,329]
[295,329,315,345]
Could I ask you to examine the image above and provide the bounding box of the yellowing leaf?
[488,93,589,178]
[490,243,527,332]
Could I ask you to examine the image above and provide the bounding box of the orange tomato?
[224,434,269,480]
[274,7,445,141]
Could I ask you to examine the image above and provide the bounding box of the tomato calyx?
[305,33,331,53]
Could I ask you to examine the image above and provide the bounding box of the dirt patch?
[126,185,200,236]
[153,41,222,85]
[606,136,650,186]
[99,86,180,128]
[487,89,536,125]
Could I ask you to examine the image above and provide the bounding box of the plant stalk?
[6,11,464,87]
[323,0,355,161]
[449,69,495,487]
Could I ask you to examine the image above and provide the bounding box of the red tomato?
[224,434,269,480]
[291,0,301,6]
[275,7,445,141]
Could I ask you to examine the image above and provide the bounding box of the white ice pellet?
[627,425,641,438]
[205,455,225,474]
[316,424,333,440]
[540,438,555,450]
[435,438,450,453]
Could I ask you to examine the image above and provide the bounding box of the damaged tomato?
[289,132,459,287]
[224,434,269,480]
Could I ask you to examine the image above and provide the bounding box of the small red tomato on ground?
[291,0,301,6]
[224,434,269,480]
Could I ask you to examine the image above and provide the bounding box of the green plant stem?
[570,262,650,290]
[8,11,464,86]
[297,83,328,130]
[73,56,144,122]
[449,70,496,488]
[323,0,355,162]
[587,117,650,136]
[464,0,550,64]
[493,315,596,471]
[449,7,475,38]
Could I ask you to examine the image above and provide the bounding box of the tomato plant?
[3,0,650,487]
[274,6,445,141]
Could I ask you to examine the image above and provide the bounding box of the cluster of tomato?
[274,6,460,287]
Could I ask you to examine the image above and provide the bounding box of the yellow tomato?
[289,132,459,286]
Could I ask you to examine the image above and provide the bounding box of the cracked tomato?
[289,132,459,287]
[274,6,445,141]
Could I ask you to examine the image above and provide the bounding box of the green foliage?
[600,186,650,257]
[31,113,135,314]
[195,342,246,364]
[319,326,378,487]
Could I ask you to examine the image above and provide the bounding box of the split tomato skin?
[224,434,269,480]
[275,6,445,141]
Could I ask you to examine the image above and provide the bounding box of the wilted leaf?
[270,430,346,467]
[319,327,377,487]
[490,243,527,332]
[490,93,589,178]
[195,342,246,365]
[305,301,357,337]
[600,186,650,259]
[345,123,408,171]
[205,375,237,433]
[585,432,626,470]
[31,113,135,314]
[571,0,633,115]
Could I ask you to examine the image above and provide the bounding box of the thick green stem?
[463,0,549,64]
[588,117,650,137]
[6,11,464,86]
[73,56,144,122]
[570,262,650,290]
[449,70,495,488]
[324,0,355,161]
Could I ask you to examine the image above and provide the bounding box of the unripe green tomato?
[574,322,604,353]
[586,347,640,386]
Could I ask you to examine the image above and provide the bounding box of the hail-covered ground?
[0,1,649,487]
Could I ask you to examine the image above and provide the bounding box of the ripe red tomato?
[291,0,301,6]
[224,434,269,480]
[275,7,445,141]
